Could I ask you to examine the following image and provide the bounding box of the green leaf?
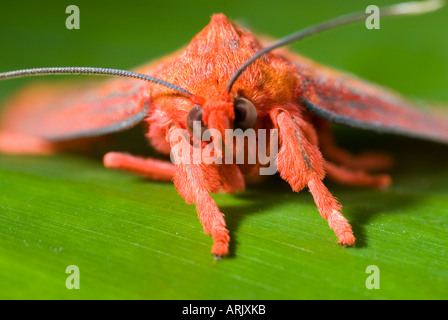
[0,132,447,299]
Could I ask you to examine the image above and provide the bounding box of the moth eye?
[233,97,257,130]
[186,104,208,140]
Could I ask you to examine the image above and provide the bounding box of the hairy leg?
[316,119,394,172]
[168,124,234,257]
[0,131,100,155]
[0,131,56,154]
[271,108,355,246]
[103,152,175,181]
[324,161,391,189]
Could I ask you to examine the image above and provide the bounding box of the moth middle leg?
[315,118,394,172]
[324,160,391,189]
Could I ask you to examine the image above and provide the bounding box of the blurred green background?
[0,0,447,299]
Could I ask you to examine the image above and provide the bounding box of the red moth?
[0,1,447,258]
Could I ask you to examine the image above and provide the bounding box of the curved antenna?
[0,66,195,98]
[226,0,445,93]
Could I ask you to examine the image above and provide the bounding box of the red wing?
[0,54,179,142]
[0,79,148,141]
[286,51,448,144]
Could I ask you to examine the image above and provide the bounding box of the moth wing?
[0,79,149,142]
[0,54,177,142]
[285,51,448,144]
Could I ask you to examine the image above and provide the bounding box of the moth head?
[185,96,258,141]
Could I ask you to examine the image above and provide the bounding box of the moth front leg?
[270,108,355,246]
[167,124,230,258]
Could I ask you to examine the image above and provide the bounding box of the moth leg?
[103,152,175,181]
[217,164,245,193]
[0,130,107,155]
[168,124,230,257]
[316,119,394,171]
[271,109,355,246]
[0,131,56,154]
[324,161,391,189]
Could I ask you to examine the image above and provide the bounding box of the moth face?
[185,97,258,141]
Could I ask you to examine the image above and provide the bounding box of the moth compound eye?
[186,104,207,140]
[233,97,257,130]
